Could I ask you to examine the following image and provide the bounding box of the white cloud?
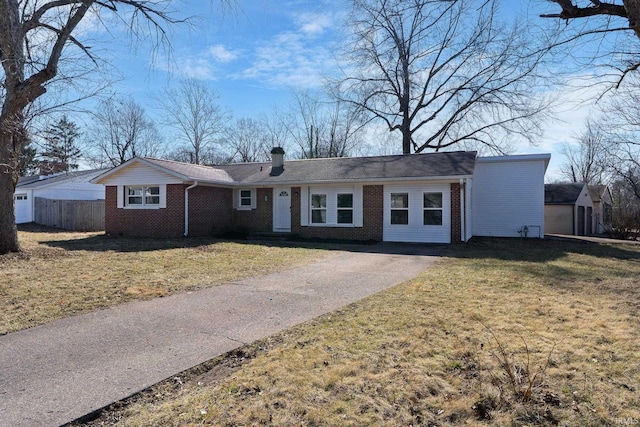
[208,44,239,63]
[237,6,345,90]
[294,12,335,35]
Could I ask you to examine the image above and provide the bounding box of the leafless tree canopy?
[541,1,640,83]
[337,0,549,155]
[282,90,367,159]
[559,119,609,184]
[0,0,184,253]
[157,79,229,165]
[224,117,272,163]
[88,97,164,167]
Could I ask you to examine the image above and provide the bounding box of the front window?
[127,186,160,207]
[390,193,409,225]
[15,194,27,201]
[337,193,353,224]
[423,192,443,225]
[240,190,252,206]
[311,194,327,224]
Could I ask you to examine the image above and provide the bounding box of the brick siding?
[105,184,185,238]
[187,186,233,236]
[233,188,273,233]
[450,182,461,243]
[105,184,233,238]
[291,185,383,241]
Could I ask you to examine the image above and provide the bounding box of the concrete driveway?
[0,243,442,427]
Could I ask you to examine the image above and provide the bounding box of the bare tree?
[0,0,182,253]
[88,98,164,167]
[559,119,610,184]
[541,1,640,83]
[542,1,640,40]
[157,79,229,165]
[338,0,549,155]
[283,90,366,159]
[224,117,271,163]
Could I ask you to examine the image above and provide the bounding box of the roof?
[16,169,109,190]
[17,175,41,186]
[215,151,477,184]
[141,158,235,183]
[544,183,586,204]
[587,184,608,202]
[92,151,478,186]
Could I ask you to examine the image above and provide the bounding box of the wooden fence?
[34,197,105,231]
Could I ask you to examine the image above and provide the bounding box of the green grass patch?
[81,238,640,426]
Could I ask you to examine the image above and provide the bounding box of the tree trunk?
[0,130,19,253]
[402,130,411,154]
[625,0,640,39]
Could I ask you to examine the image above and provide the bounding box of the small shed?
[588,185,613,234]
[544,183,594,235]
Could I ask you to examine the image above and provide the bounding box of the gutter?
[184,181,199,237]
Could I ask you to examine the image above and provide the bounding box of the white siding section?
[14,190,33,224]
[383,183,451,243]
[100,162,183,185]
[464,178,473,241]
[472,158,546,238]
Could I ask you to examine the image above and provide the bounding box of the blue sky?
[74,0,612,180]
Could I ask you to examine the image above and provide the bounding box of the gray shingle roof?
[17,169,109,189]
[141,158,234,183]
[587,184,607,202]
[214,151,477,185]
[544,183,585,204]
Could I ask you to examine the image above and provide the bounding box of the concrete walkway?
[0,244,441,427]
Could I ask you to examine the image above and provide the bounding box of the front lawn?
[0,225,327,335]
[79,238,640,426]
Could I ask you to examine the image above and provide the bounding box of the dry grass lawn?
[0,225,327,335]
[79,238,640,427]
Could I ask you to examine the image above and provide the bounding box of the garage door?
[383,183,451,243]
[14,193,32,224]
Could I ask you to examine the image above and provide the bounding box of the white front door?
[273,188,291,232]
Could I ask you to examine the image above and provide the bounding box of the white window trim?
[15,194,28,201]
[337,193,354,225]
[390,192,410,225]
[119,184,166,209]
[234,188,257,210]
[423,191,444,226]
[305,186,362,228]
[310,193,328,224]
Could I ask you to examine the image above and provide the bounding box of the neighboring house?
[14,169,107,224]
[588,184,614,235]
[544,183,594,235]
[91,150,551,244]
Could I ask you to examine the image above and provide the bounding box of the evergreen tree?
[18,138,38,177]
[41,116,82,173]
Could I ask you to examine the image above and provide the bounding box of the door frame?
[273,187,291,232]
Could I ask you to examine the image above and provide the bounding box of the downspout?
[459,178,465,242]
[184,182,199,237]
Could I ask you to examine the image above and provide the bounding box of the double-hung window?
[337,194,353,224]
[423,192,443,225]
[311,194,327,224]
[390,193,409,225]
[126,186,160,207]
[240,190,252,207]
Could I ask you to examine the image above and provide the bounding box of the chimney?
[270,147,285,176]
